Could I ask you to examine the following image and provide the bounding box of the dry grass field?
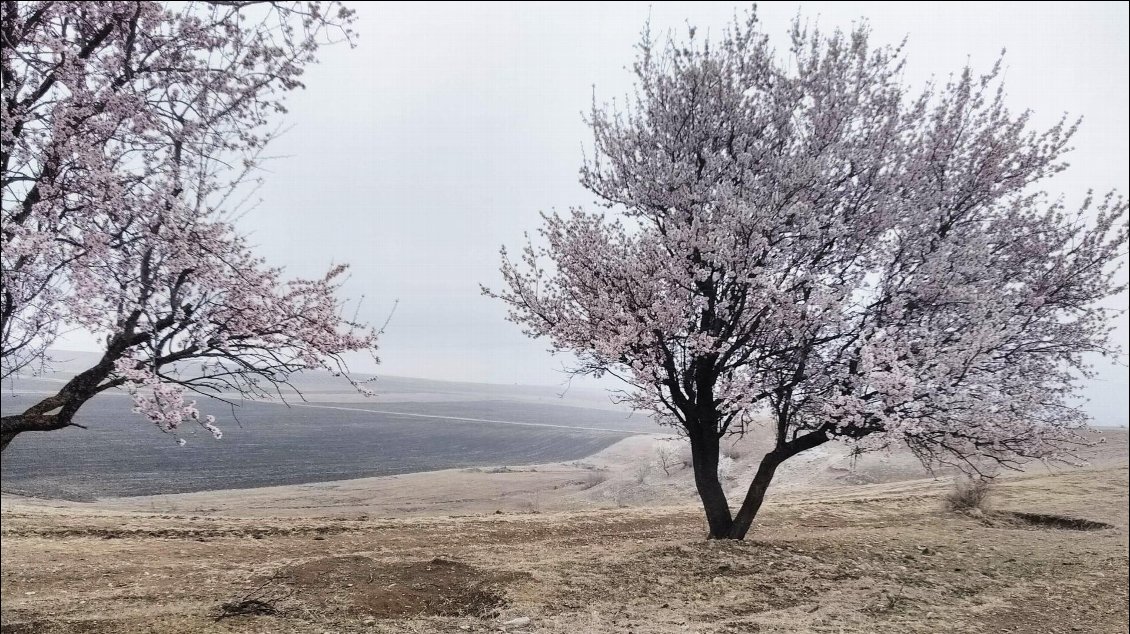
[2,433,1127,633]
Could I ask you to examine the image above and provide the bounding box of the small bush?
[523,491,540,514]
[718,455,737,482]
[721,443,742,461]
[945,477,992,512]
[679,445,694,469]
[609,475,629,507]
[633,460,652,484]
[579,470,608,490]
[655,442,679,476]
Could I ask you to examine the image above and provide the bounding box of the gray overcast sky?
[61,1,1130,422]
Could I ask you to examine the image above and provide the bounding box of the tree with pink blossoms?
[487,13,1127,539]
[1,1,378,450]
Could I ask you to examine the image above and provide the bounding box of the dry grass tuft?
[944,477,992,513]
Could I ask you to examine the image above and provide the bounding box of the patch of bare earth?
[275,555,526,619]
[2,466,1127,633]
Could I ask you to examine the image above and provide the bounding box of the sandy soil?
[2,431,1127,633]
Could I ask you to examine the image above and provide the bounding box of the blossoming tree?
[488,14,1127,539]
[1,1,378,450]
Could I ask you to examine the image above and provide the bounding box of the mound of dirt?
[279,555,528,618]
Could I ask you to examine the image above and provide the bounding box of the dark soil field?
[0,393,645,500]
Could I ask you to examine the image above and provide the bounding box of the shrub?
[580,470,609,490]
[679,444,695,469]
[945,477,992,513]
[718,455,737,482]
[655,442,679,476]
[633,460,652,484]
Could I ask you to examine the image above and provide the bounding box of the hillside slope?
[2,463,1127,633]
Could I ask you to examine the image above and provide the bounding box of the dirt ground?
[2,453,1127,633]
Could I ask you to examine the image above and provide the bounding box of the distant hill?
[5,350,632,412]
[1,351,654,500]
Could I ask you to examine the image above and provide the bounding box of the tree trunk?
[0,350,123,451]
[727,453,781,539]
[688,428,734,538]
[727,429,832,539]
[1,414,79,451]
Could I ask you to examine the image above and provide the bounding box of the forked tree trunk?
[687,425,833,540]
[726,429,833,539]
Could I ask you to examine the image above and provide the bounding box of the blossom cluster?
[2,2,374,440]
